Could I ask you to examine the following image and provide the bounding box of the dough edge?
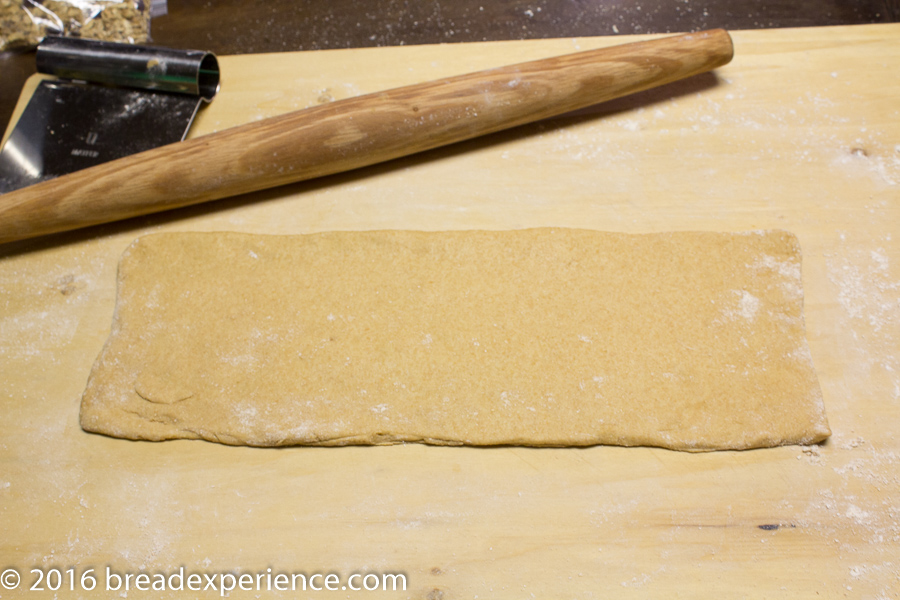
[80,228,831,451]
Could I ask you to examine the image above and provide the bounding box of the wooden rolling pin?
[0,29,732,245]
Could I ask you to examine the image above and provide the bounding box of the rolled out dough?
[80,229,830,450]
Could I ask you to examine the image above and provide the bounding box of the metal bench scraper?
[0,36,219,193]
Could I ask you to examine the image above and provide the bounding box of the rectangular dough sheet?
[80,228,830,451]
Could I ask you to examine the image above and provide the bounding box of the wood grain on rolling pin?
[0,29,732,244]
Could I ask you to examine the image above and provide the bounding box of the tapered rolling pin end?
[0,29,734,245]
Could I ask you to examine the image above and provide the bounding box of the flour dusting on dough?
[80,229,830,450]
[716,290,760,323]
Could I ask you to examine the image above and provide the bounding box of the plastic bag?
[0,0,151,52]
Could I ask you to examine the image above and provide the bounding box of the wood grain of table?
[1,23,899,599]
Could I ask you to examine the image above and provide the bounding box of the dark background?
[2,0,899,132]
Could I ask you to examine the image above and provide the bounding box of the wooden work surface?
[1,25,899,598]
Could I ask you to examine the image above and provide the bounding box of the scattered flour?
[826,238,900,401]
[716,290,760,323]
